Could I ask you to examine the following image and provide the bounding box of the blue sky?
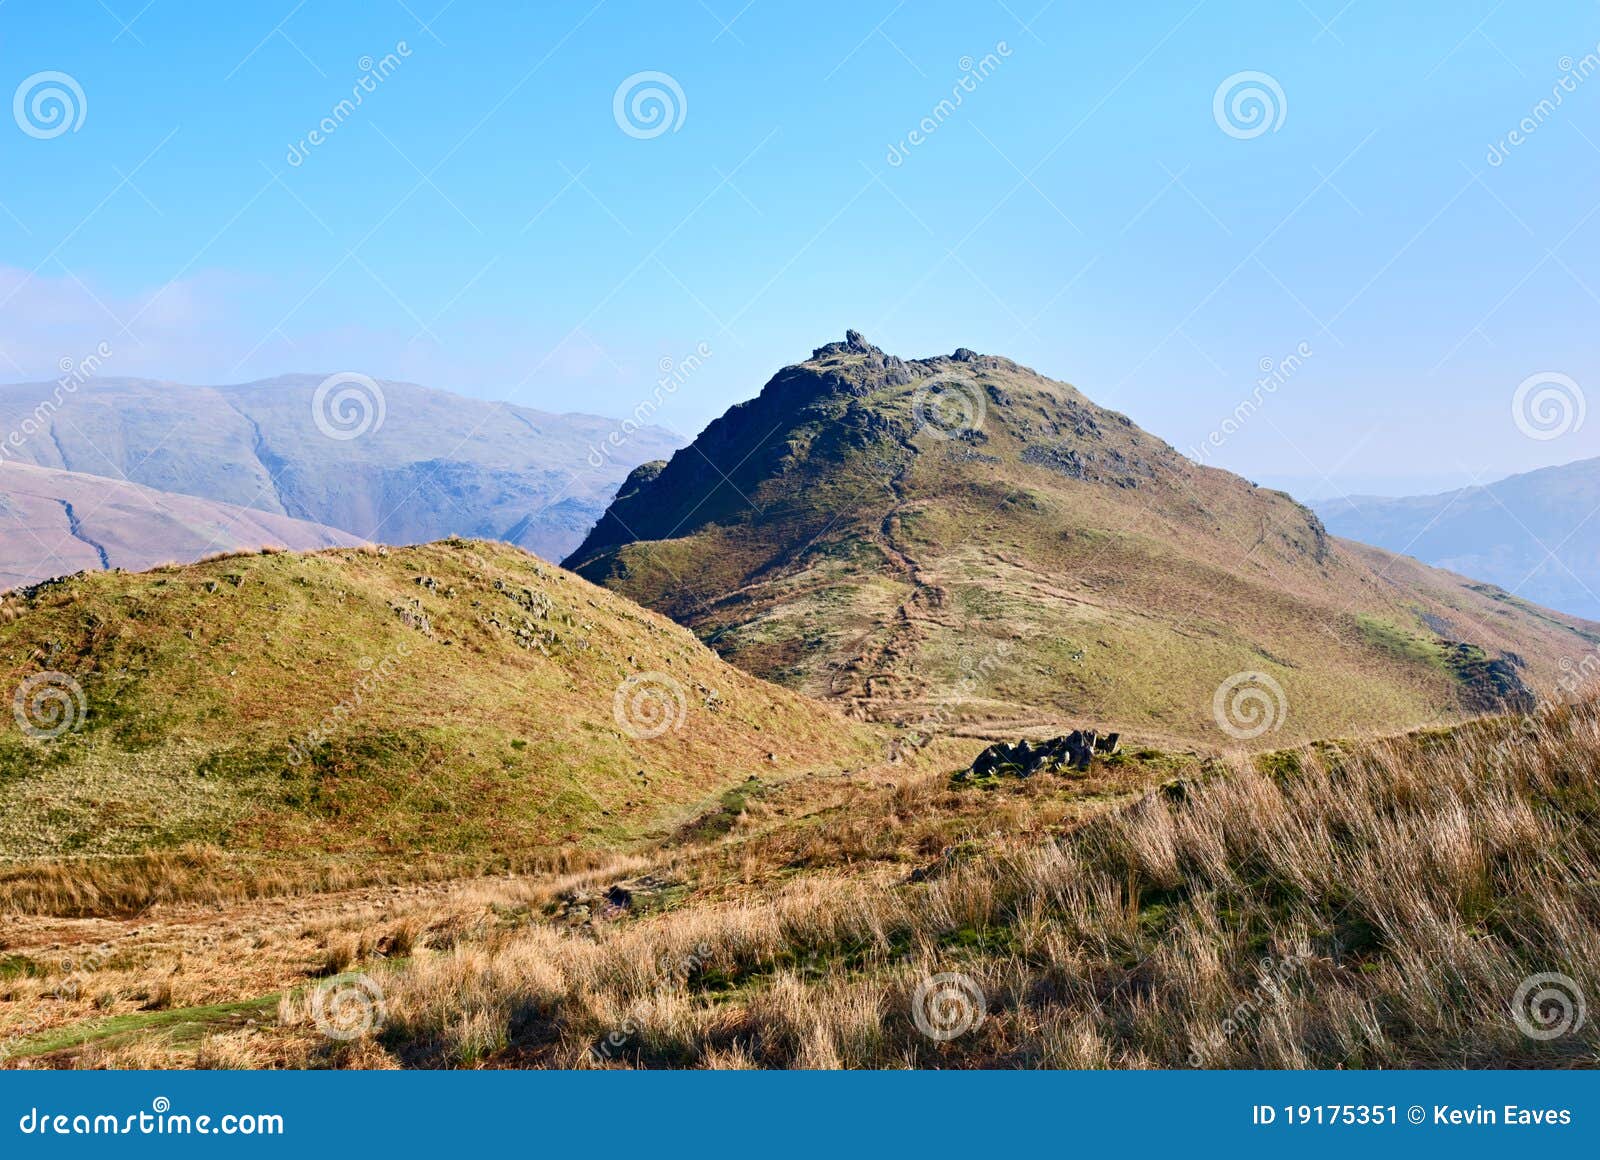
[3,0,1600,497]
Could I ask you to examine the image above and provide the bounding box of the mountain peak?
[565,339,1591,744]
[804,330,1005,373]
[809,328,881,360]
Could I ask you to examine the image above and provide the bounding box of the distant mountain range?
[0,461,361,590]
[1315,459,1600,621]
[0,374,681,566]
[568,332,1599,744]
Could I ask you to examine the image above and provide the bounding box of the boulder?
[963,729,1113,780]
[604,874,680,912]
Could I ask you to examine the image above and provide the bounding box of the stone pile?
[959,729,1120,780]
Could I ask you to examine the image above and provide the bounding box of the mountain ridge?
[0,373,683,561]
[567,332,1598,746]
[0,461,363,591]
[1316,456,1600,621]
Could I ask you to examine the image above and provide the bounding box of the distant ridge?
[0,461,362,591]
[0,374,683,561]
[1316,457,1600,621]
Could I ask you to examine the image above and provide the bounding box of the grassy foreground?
[4,704,1597,1069]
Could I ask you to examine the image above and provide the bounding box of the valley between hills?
[1,335,1597,1070]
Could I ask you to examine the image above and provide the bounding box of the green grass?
[1354,613,1448,668]
[4,995,282,1060]
[0,541,881,860]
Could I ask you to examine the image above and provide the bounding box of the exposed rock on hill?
[568,334,1598,745]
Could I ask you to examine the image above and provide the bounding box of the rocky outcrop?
[956,730,1121,781]
[1444,643,1538,714]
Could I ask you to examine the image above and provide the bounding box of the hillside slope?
[1317,459,1600,621]
[0,462,362,590]
[567,333,1600,745]
[10,707,1595,1069]
[0,540,879,858]
[0,375,682,560]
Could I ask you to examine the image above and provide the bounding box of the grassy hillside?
[6,704,1596,1068]
[350,702,1599,1069]
[0,540,881,861]
[568,333,1600,746]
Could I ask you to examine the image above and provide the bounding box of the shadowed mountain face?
[1315,461,1600,622]
[0,462,362,590]
[567,333,1600,746]
[0,375,682,561]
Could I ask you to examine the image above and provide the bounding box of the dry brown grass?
[10,705,1600,1069]
[0,845,632,918]
[0,744,1158,1068]
[294,704,1600,1069]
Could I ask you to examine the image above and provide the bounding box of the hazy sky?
[3,0,1599,498]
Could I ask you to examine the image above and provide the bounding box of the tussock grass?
[311,704,1600,1068]
[13,707,1600,1069]
[0,845,625,917]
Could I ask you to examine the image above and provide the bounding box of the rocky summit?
[567,333,1598,747]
